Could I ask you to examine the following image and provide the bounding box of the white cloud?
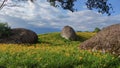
[0,0,120,33]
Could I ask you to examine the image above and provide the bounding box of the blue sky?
[0,0,120,34]
[74,0,120,15]
[109,0,120,15]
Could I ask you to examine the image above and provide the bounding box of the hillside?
[38,32,96,46]
[0,32,119,68]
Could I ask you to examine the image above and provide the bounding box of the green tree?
[0,23,12,38]
[94,27,101,33]
[0,0,113,15]
[48,0,113,15]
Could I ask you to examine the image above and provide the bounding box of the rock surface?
[0,28,38,44]
[80,24,120,56]
[61,26,77,41]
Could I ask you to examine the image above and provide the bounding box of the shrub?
[93,27,101,33]
[0,23,11,38]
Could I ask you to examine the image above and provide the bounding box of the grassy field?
[0,32,119,68]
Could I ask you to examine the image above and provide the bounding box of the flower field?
[0,32,119,68]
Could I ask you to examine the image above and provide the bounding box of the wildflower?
[79,57,83,60]
[65,53,70,57]
[35,57,42,61]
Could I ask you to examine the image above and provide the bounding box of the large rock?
[61,26,77,41]
[80,24,120,55]
[0,28,38,44]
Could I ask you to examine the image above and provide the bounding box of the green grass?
[0,32,119,68]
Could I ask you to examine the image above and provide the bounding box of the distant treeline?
[77,27,101,33]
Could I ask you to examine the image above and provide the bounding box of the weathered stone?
[80,24,120,56]
[61,26,77,41]
[0,28,38,44]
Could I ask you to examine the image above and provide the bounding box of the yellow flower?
[34,57,42,61]
[79,57,83,60]
[65,53,70,57]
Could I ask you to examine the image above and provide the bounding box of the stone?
[80,24,120,56]
[0,28,38,44]
[61,26,77,41]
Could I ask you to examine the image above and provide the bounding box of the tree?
[0,23,12,38]
[0,0,113,15]
[93,27,101,33]
[47,0,113,15]
[0,0,7,10]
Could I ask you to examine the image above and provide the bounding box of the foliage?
[47,0,113,15]
[86,0,113,16]
[0,32,119,68]
[0,23,11,38]
[93,27,101,33]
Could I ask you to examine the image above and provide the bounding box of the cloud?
[0,0,120,33]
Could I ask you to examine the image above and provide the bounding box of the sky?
[0,0,120,34]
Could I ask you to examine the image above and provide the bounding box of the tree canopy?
[93,27,101,32]
[0,0,113,15]
[47,0,113,15]
[0,23,11,38]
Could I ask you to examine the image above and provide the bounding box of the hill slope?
[0,32,119,68]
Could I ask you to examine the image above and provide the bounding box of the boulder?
[0,28,38,44]
[80,24,120,56]
[61,26,77,41]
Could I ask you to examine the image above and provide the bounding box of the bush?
[0,23,11,38]
[93,27,101,33]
